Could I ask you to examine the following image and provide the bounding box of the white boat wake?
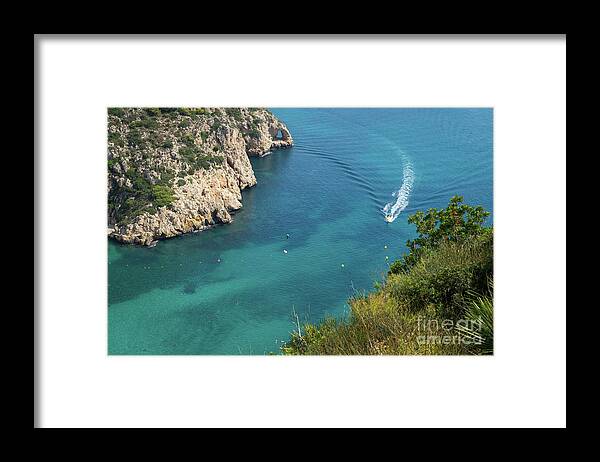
[382,152,415,223]
[318,109,415,224]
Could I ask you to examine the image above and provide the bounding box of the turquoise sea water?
[108,108,493,355]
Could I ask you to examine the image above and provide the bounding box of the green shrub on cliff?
[211,119,222,132]
[107,158,118,170]
[245,128,261,140]
[109,168,176,223]
[394,195,490,273]
[387,232,492,319]
[127,129,144,148]
[131,116,158,130]
[179,145,201,167]
[179,145,224,171]
[108,108,125,117]
[225,108,243,121]
[181,133,195,145]
[151,184,175,208]
[108,131,123,146]
[145,108,161,117]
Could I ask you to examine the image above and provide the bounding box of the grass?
[282,292,469,355]
[282,229,493,355]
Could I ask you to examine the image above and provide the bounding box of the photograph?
[107,107,493,355]
[35,34,565,428]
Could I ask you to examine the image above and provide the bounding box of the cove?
[108,108,493,355]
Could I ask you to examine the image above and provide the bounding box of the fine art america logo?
[417,316,484,346]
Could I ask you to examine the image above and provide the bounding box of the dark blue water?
[108,108,493,354]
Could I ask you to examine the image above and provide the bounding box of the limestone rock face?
[244,112,293,156]
[107,108,293,246]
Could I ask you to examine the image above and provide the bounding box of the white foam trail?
[382,153,415,222]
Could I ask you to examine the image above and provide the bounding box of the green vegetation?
[151,184,175,208]
[282,196,493,355]
[108,131,124,146]
[127,129,144,148]
[108,108,125,117]
[244,128,262,140]
[107,107,263,225]
[225,108,243,121]
[107,158,118,170]
[211,119,222,132]
[181,133,195,145]
[130,116,158,130]
[145,108,161,117]
[396,195,490,272]
[179,145,224,171]
[455,285,494,354]
[190,108,209,116]
[140,108,209,117]
[109,168,176,223]
[387,232,492,319]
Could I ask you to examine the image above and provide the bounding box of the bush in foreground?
[387,231,492,319]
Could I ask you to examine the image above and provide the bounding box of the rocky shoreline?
[107,108,292,246]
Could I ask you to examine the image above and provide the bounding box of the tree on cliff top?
[390,195,491,274]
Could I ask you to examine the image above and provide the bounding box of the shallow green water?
[108,108,493,354]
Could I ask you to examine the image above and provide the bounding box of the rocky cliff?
[107,108,292,246]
